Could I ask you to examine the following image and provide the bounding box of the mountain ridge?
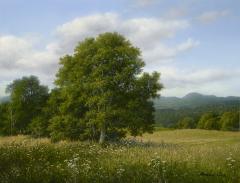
[154,92,240,110]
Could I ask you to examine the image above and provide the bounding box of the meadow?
[0,129,239,183]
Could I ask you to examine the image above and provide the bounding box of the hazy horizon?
[0,0,239,97]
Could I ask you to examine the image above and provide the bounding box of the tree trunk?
[99,125,106,144]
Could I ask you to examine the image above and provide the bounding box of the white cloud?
[133,0,157,7]
[143,38,199,64]
[176,38,200,52]
[0,35,58,95]
[0,13,199,96]
[0,36,32,69]
[159,67,240,97]
[197,10,230,24]
[0,35,58,72]
[162,67,240,87]
[54,13,195,67]
[125,17,190,49]
[55,13,190,51]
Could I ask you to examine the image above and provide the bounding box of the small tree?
[6,76,49,134]
[52,32,163,143]
[204,117,219,130]
[220,111,239,131]
[197,112,219,130]
[177,117,195,129]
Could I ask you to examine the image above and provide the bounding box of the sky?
[0,0,239,97]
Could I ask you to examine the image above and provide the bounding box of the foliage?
[197,112,219,130]
[28,116,49,138]
[155,101,239,128]
[177,117,196,129]
[28,88,64,138]
[50,32,163,143]
[220,111,239,131]
[156,106,239,131]
[48,115,88,142]
[204,117,220,130]
[5,76,49,135]
[0,102,11,135]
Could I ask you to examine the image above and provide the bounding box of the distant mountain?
[154,92,240,110]
[0,96,10,103]
[154,93,240,127]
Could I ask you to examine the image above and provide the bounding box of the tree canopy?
[49,32,163,143]
[5,76,49,134]
[220,111,239,131]
[177,117,195,129]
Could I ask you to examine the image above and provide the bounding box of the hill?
[154,92,240,109]
[154,93,240,127]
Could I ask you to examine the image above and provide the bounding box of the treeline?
[0,32,163,143]
[155,100,240,131]
[0,76,49,136]
[176,111,239,131]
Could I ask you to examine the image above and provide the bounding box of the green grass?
[0,129,239,183]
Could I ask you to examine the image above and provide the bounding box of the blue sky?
[0,0,239,97]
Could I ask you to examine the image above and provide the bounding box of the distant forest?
[1,91,239,133]
[155,93,240,131]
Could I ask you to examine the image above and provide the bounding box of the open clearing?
[0,129,239,183]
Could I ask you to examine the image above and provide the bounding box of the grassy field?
[0,129,239,183]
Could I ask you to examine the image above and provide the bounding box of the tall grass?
[0,130,239,183]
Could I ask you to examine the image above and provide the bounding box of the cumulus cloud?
[55,13,190,52]
[0,36,33,69]
[168,69,239,87]
[54,13,196,68]
[0,35,59,94]
[197,10,230,24]
[0,13,199,96]
[159,67,240,96]
[0,35,58,72]
[143,38,199,64]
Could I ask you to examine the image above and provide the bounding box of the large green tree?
[52,32,163,143]
[6,76,49,134]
